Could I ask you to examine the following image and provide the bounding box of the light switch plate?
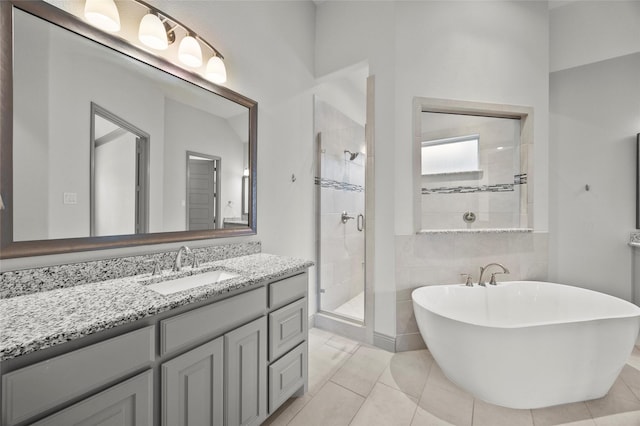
[63,192,78,205]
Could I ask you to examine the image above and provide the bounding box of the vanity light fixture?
[84,0,120,32]
[84,0,228,83]
[178,34,203,68]
[206,56,227,84]
[138,12,169,50]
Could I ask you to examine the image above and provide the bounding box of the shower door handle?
[341,211,354,224]
[357,214,364,232]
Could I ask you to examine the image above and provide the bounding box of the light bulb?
[206,56,227,84]
[178,35,202,68]
[138,14,168,50]
[84,0,120,32]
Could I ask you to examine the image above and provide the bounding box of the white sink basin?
[145,270,239,295]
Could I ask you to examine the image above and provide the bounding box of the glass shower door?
[315,98,366,323]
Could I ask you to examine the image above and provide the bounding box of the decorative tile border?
[423,183,514,195]
[423,173,527,195]
[315,177,364,193]
[0,241,261,299]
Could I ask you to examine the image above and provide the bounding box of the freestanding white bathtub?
[412,281,640,409]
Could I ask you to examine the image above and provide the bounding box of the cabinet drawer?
[269,273,307,310]
[160,286,266,356]
[2,326,154,426]
[31,370,153,426]
[268,342,307,414]
[268,298,307,361]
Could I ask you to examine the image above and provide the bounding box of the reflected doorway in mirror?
[90,103,150,237]
[186,152,221,231]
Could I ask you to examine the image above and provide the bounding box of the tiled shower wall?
[316,100,366,313]
[395,231,548,351]
[421,114,524,230]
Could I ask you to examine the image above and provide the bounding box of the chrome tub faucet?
[478,263,510,286]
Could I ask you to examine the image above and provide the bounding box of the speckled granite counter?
[417,228,534,234]
[0,253,313,361]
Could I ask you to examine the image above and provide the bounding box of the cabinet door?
[161,337,224,426]
[30,370,153,426]
[225,317,267,426]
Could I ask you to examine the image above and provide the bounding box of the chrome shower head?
[344,150,359,161]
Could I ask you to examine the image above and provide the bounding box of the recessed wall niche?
[413,98,533,232]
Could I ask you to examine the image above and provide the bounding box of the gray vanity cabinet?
[0,270,309,426]
[225,317,267,426]
[160,316,267,426]
[30,371,153,426]
[1,326,154,426]
[161,337,225,426]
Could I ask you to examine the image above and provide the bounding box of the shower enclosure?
[315,98,366,323]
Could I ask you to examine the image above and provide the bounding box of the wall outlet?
[63,192,78,205]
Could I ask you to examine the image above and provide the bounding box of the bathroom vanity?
[0,252,311,426]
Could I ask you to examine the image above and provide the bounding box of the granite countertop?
[417,228,534,234]
[0,253,313,361]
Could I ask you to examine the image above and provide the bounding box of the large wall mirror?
[0,1,257,258]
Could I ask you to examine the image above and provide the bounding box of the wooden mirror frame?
[0,0,258,259]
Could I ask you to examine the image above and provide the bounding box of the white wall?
[549,56,639,300]
[549,1,640,73]
[315,0,549,341]
[548,1,640,301]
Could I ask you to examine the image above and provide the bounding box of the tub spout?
[478,263,510,286]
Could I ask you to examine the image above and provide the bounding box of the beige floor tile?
[331,344,393,397]
[592,410,640,426]
[261,393,312,426]
[472,399,533,426]
[378,350,434,398]
[425,362,471,396]
[585,377,640,418]
[350,382,418,426]
[308,327,334,347]
[531,401,593,426]
[411,406,456,426]
[556,420,597,426]
[325,334,361,354]
[626,347,640,372]
[308,341,351,395]
[419,380,474,426]
[287,381,364,426]
[620,364,640,395]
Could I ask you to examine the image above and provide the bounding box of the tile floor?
[264,328,640,426]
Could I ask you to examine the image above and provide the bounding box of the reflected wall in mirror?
[0,1,257,258]
[413,98,533,232]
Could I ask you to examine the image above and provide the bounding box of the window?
[421,134,479,175]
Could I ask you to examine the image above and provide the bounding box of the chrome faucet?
[173,246,192,272]
[478,263,510,286]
